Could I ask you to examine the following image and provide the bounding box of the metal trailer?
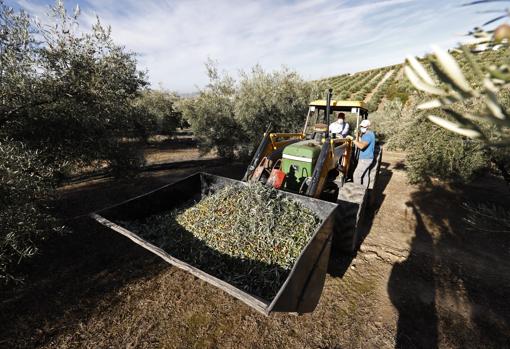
[91,173,344,315]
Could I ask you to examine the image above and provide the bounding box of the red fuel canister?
[267,169,286,189]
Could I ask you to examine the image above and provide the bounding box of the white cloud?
[12,0,486,92]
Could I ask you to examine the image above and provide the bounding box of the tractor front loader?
[244,89,382,252]
[91,89,382,315]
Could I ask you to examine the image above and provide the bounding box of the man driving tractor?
[329,112,350,138]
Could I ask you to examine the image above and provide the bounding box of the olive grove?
[179,61,323,159]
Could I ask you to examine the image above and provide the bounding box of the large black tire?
[332,182,367,255]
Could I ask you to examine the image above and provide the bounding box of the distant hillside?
[318,46,510,112]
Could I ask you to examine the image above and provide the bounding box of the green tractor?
[243,89,382,252]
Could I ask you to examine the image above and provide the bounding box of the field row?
[320,45,510,111]
[321,64,402,111]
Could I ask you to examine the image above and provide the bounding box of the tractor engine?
[281,140,322,192]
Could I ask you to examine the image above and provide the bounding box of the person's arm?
[354,131,374,150]
[353,137,369,150]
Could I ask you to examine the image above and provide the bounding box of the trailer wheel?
[320,182,339,202]
[333,182,367,254]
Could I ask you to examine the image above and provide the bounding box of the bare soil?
[1,149,509,348]
[144,137,216,165]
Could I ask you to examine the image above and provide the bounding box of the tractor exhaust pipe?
[325,88,333,138]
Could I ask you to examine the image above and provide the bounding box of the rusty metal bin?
[91,172,339,315]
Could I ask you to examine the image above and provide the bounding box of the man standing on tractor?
[329,112,350,138]
[352,119,375,187]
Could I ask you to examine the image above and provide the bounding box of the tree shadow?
[328,161,393,277]
[393,160,407,171]
[146,136,196,149]
[0,218,168,348]
[0,162,249,348]
[389,178,510,348]
[407,182,510,348]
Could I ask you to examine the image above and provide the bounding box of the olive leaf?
[417,99,443,110]
[432,45,473,93]
[404,66,447,96]
[428,115,483,138]
[406,55,435,85]
[483,78,507,120]
[405,25,510,145]
[443,109,487,139]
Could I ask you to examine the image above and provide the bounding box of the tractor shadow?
[327,161,393,277]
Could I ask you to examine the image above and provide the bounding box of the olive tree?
[0,0,149,281]
[1,0,148,176]
[0,139,60,282]
[372,96,489,183]
[179,61,323,159]
[234,66,322,157]
[178,61,239,158]
[133,89,184,138]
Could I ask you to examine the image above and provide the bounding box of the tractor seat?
[313,123,328,133]
[312,123,328,141]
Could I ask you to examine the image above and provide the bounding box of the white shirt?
[329,120,350,137]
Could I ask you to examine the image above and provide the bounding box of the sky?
[6,0,503,93]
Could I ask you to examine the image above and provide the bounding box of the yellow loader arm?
[243,128,304,182]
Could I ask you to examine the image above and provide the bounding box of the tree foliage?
[371,97,488,183]
[404,18,510,183]
[1,0,148,175]
[0,139,60,281]
[0,1,148,280]
[368,98,404,143]
[133,89,185,138]
[403,110,488,184]
[179,62,322,159]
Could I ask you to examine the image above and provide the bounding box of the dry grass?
[36,260,392,349]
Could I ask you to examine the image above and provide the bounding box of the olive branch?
[404,10,510,146]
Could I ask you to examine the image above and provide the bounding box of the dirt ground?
[144,137,216,165]
[1,149,509,348]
